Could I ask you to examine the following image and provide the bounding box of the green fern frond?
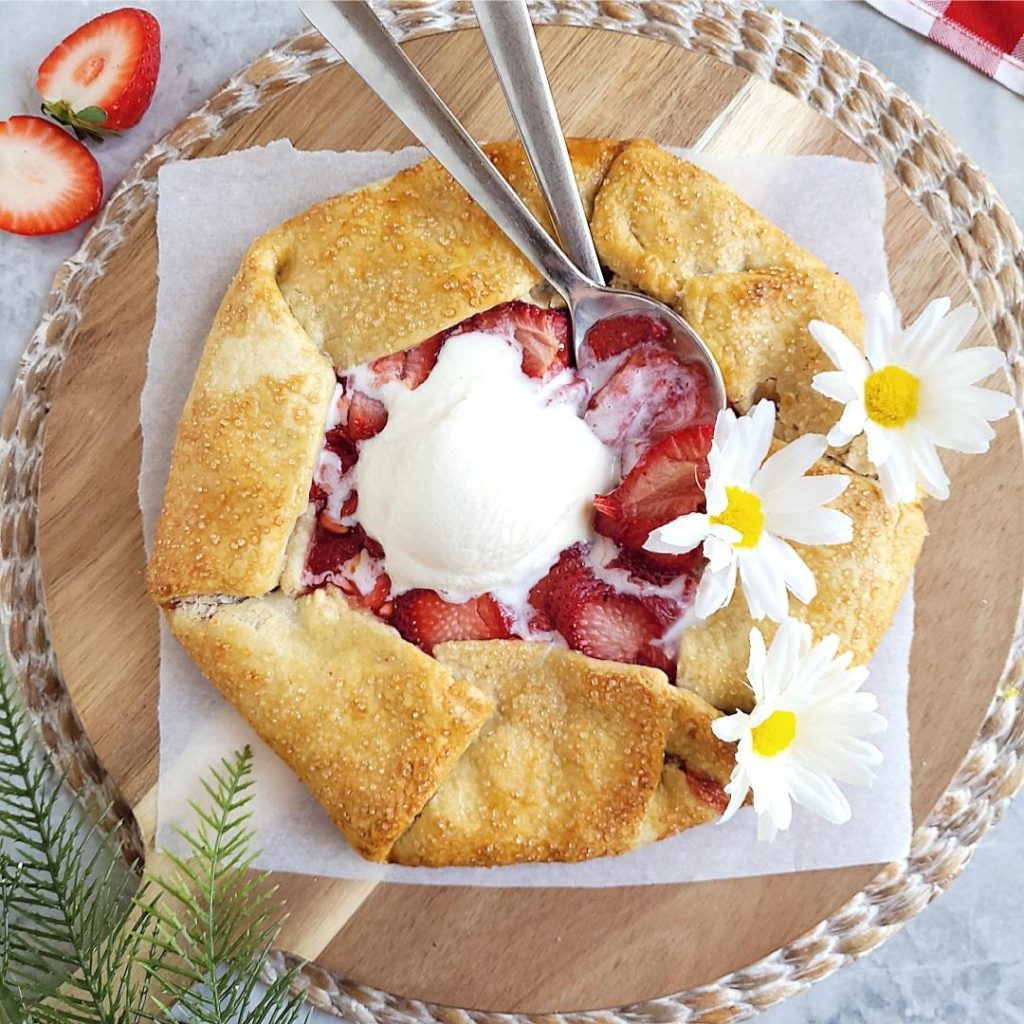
[136,747,308,1024]
[0,663,157,1023]
[0,662,308,1024]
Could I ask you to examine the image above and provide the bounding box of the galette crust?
[678,457,927,712]
[167,589,493,861]
[146,241,335,602]
[273,139,619,373]
[390,641,676,866]
[679,268,865,440]
[639,687,736,843]
[590,139,826,299]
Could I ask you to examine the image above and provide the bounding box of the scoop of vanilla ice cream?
[356,332,615,600]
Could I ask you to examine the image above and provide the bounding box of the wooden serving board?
[35,26,1024,1013]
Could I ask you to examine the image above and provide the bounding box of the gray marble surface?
[0,2,1020,1021]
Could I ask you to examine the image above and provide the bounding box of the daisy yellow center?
[751,710,797,757]
[710,486,765,549]
[864,365,920,428]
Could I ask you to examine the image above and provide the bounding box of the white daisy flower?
[809,292,1013,505]
[644,400,852,623]
[712,619,886,842]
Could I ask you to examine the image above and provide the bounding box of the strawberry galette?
[148,139,929,865]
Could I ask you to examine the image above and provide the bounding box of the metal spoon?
[299,0,726,412]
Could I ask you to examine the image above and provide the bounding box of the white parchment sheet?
[140,140,911,886]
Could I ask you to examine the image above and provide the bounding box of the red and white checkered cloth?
[865,0,1024,94]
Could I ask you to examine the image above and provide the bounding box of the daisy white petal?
[918,300,975,365]
[812,370,860,405]
[897,295,951,366]
[939,345,1008,386]
[738,546,789,621]
[866,291,901,366]
[785,764,851,824]
[808,320,869,380]
[916,409,995,455]
[764,507,853,546]
[833,400,868,447]
[646,513,710,555]
[904,424,949,500]
[761,474,849,515]
[753,433,827,495]
[863,419,892,468]
[695,558,737,619]
[762,535,817,605]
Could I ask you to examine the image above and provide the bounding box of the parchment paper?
[141,140,910,886]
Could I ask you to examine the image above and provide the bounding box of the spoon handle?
[474,0,605,286]
[299,0,594,301]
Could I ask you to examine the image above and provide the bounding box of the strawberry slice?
[390,590,512,654]
[346,391,388,440]
[565,591,674,674]
[0,116,102,236]
[684,766,729,812]
[585,344,711,448]
[369,335,443,390]
[594,423,714,549]
[37,7,161,139]
[402,336,443,388]
[583,313,672,363]
[451,301,569,379]
[608,547,702,587]
[529,546,678,675]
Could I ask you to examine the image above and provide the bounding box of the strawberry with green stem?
[37,7,161,142]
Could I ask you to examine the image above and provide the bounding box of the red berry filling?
[301,300,714,674]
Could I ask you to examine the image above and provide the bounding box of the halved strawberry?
[37,7,161,139]
[585,344,712,448]
[452,301,569,379]
[528,547,677,674]
[0,116,102,236]
[346,391,388,440]
[390,590,512,653]
[594,423,714,549]
[583,313,672,363]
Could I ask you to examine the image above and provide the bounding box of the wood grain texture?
[35,27,1024,1013]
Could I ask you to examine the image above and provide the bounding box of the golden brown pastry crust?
[168,589,493,861]
[679,268,865,441]
[639,687,736,843]
[591,139,826,301]
[678,458,927,712]
[147,240,336,602]
[390,641,676,866]
[274,139,619,372]
[150,137,923,867]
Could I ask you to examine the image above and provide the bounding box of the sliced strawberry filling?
[302,299,715,675]
[594,423,714,549]
[585,344,713,449]
[391,590,512,654]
